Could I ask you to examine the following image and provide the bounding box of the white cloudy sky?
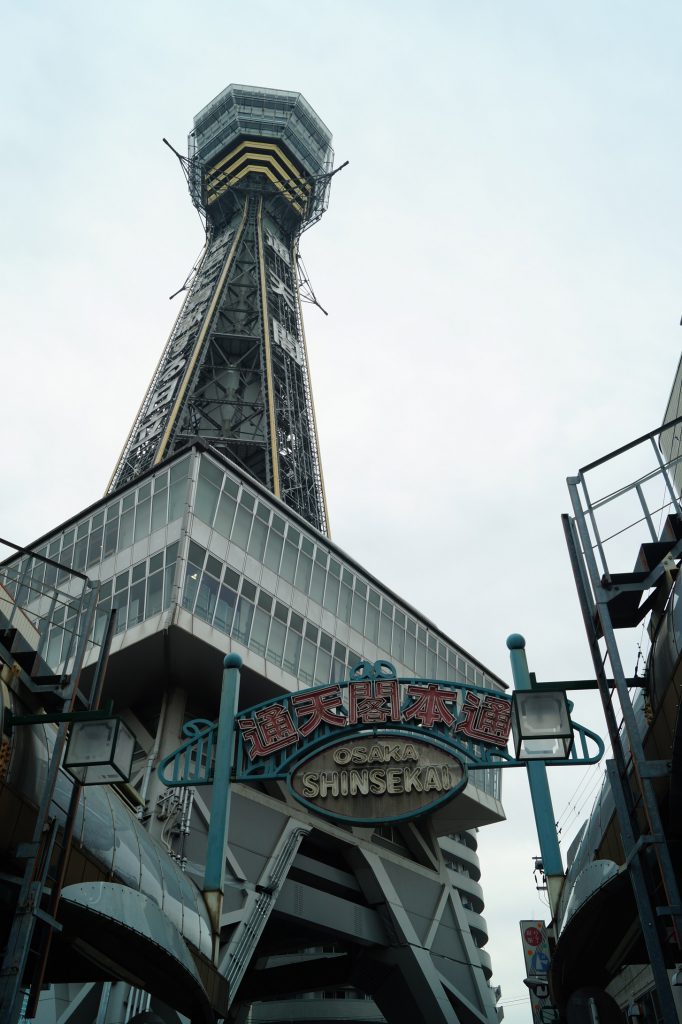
[3,1,682,1019]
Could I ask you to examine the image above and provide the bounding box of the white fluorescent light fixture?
[63,717,135,785]
[511,690,573,761]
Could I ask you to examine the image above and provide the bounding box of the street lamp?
[63,717,135,785]
[511,690,573,761]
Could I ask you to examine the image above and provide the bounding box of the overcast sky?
[3,2,682,1019]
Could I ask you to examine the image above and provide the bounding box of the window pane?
[250,607,270,655]
[247,517,268,560]
[128,579,145,626]
[188,541,206,566]
[350,594,366,633]
[224,475,239,498]
[170,456,190,483]
[416,643,427,675]
[73,537,88,572]
[183,563,201,611]
[118,508,134,550]
[365,602,379,643]
[215,582,238,633]
[295,553,313,593]
[338,584,352,624]
[214,492,237,539]
[323,573,339,614]
[315,649,332,685]
[134,499,151,542]
[404,633,416,669]
[200,456,224,488]
[280,540,298,583]
[146,571,164,617]
[196,477,220,526]
[267,618,287,664]
[196,573,219,622]
[168,477,187,522]
[205,554,222,578]
[151,489,168,532]
[379,613,392,652]
[231,504,253,549]
[103,518,118,558]
[299,639,317,685]
[233,596,254,643]
[263,529,284,572]
[163,562,176,610]
[309,562,325,604]
[87,527,103,568]
[283,629,302,674]
[393,627,405,663]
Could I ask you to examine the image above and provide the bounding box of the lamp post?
[506,634,566,920]
[0,704,135,1024]
[202,652,242,958]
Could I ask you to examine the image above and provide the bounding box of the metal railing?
[0,537,101,696]
[563,415,682,1022]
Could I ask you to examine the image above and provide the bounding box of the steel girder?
[108,188,328,535]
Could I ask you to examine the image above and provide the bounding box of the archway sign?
[158,651,604,942]
[158,657,603,828]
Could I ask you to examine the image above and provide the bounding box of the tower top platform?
[188,84,334,226]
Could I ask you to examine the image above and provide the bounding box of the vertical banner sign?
[519,920,557,1023]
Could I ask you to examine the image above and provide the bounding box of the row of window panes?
[194,455,492,688]
[185,548,504,800]
[41,600,89,671]
[14,459,189,595]
[44,543,180,668]
[107,543,179,638]
[180,540,501,800]
[183,540,361,686]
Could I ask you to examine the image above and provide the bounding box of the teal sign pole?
[507,634,565,918]
[203,652,242,956]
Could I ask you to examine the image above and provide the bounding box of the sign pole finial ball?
[224,652,243,669]
[506,634,526,650]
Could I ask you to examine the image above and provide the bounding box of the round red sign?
[524,926,543,947]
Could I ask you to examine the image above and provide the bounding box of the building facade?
[0,86,505,1024]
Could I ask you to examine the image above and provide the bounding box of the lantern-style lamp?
[63,717,135,784]
[511,690,573,760]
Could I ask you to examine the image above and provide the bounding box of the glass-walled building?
[3,442,505,1023]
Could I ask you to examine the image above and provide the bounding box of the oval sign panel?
[288,730,467,825]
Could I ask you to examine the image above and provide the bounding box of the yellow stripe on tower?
[256,197,281,498]
[207,163,305,214]
[153,200,251,465]
[208,139,311,189]
[208,149,308,202]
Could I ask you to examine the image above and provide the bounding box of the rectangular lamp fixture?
[511,690,573,760]
[63,717,135,785]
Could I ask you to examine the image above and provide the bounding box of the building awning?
[55,882,215,1023]
[549,863,682,1006]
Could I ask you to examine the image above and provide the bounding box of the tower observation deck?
[107,85,334,535]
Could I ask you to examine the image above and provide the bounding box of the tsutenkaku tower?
[107,85,333,535]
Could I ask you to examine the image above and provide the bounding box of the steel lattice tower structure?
[107,85,333,535]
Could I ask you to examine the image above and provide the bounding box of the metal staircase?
[0,539,100,1022]
[563,416,682,1022]
[0,539,98,709]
